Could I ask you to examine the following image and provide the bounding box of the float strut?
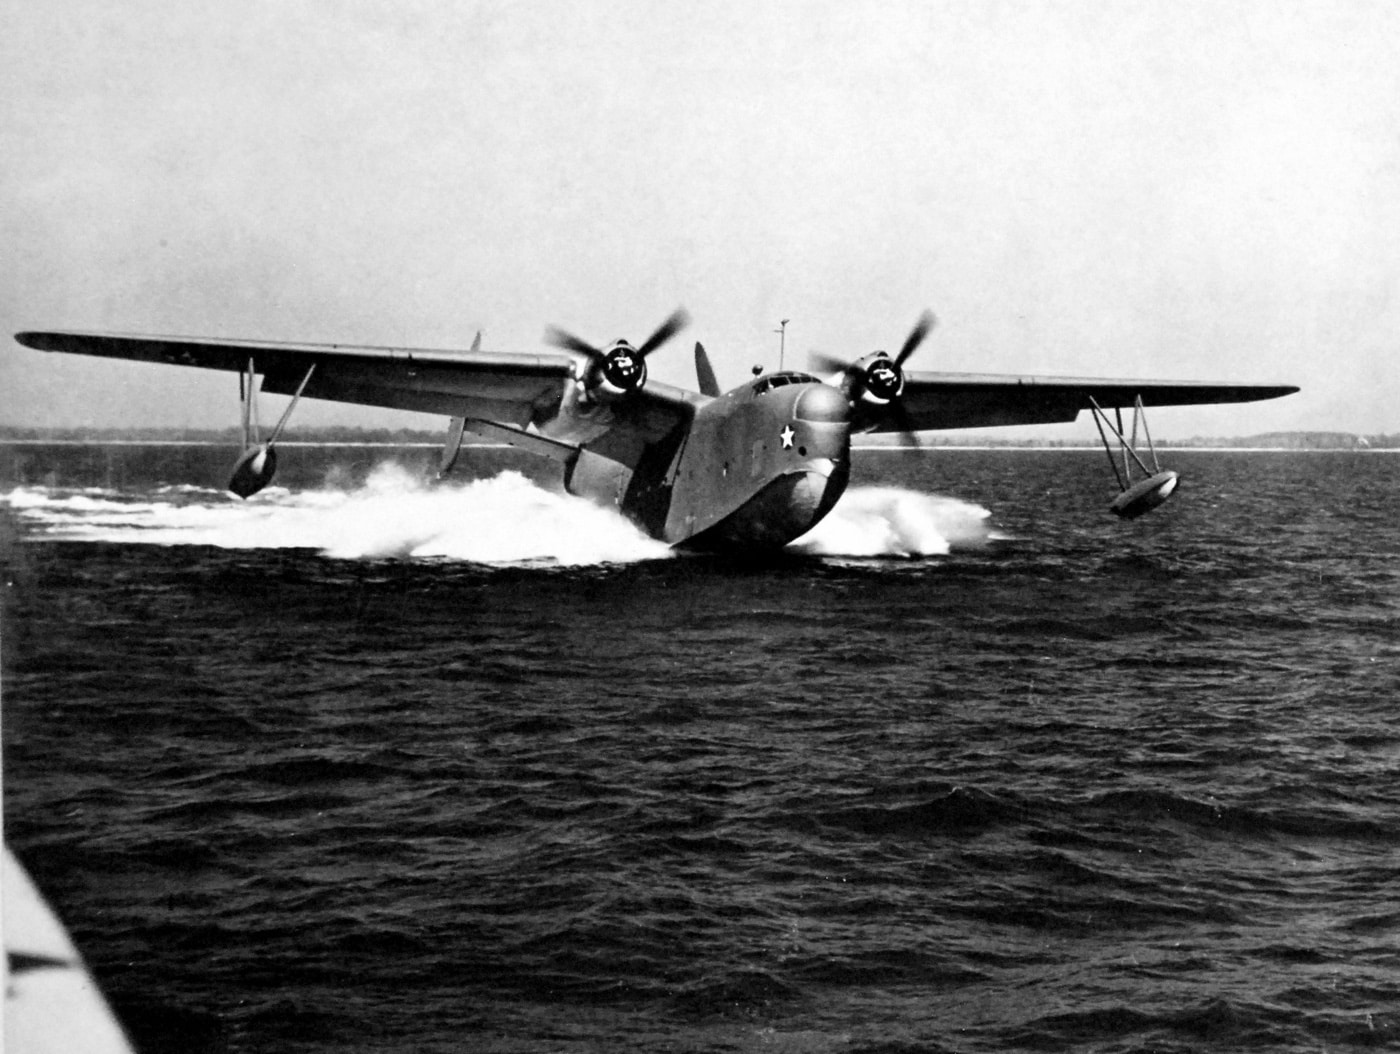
[266,364,317,445]
[1088,396,1180,520]
[227,362,316,499]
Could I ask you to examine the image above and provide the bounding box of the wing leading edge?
[17,330,1296,437]
[874,372,1299,433]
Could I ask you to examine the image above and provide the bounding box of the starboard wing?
[868,372,1299,432]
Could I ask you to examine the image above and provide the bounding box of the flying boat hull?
[683,459,850,550]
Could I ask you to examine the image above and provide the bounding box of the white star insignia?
[779,425,795,449]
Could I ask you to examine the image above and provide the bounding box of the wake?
[792,486,996,557]
[4,466,997,563]
[3,465,672,566]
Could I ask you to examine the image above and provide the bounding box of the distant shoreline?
[855,445,1399,453]
[0,439,443,448]
[1,438,1394,454]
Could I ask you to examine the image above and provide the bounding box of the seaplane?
[15,311,1296,549]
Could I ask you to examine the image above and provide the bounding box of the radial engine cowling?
[547,308,688,406]
[845,353,905,407]
[586,341,648,404]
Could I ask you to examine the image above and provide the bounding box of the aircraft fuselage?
[546,372,853,550]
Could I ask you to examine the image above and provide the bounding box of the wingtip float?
[1109,469,1180,519]
[225,357,317,499]
[227,443,278,498]
[1089,396,1192,520]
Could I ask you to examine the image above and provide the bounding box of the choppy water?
[3,444,1398,1053]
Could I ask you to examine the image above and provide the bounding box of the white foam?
[4,472,999,564]
[2,465,673,566]
[790,486,994,557]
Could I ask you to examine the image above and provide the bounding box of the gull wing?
[16,329,584,429]
[870,371,1299,432]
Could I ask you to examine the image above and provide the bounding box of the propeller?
[811,312,935,447]
[546,308,690,402]
[894,310,935,368]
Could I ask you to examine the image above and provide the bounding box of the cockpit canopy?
[750,371,820,396]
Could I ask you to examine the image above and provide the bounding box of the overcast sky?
[2,0,1396,437]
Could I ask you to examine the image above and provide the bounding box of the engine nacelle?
[585,341,648,404]
[840,352,905,407]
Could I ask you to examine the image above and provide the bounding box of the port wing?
[16,330,582,428]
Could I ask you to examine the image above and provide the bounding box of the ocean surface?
[3,443,1397,1053]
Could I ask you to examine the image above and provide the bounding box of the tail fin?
[694,342,720,397]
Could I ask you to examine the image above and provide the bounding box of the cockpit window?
[751,371,820,396]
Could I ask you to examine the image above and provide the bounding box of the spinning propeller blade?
[809,350,853,377]
[545,307,690,361]
[637,308,691,358]
[544,308,690,401]
[810,311,936,377]
[892,313,933,447]
[544,327,603,357]
[895,310,935,367]
[809,312,936,447]
[891,402,921,450]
